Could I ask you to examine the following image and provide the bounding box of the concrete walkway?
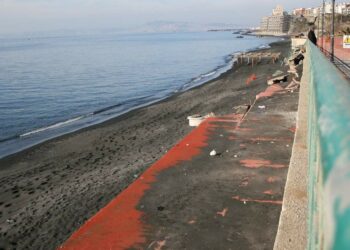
[60,86,299,250]
[320,37,350,61]
[273,50,309,250]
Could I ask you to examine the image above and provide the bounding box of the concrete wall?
[274,43,309,250]
[307,41,350,250]
[275,41,350,250]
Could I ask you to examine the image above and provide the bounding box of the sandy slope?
[0,40,291,250]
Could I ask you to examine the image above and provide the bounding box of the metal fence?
[307,41,350,250]
[319,37,350,80]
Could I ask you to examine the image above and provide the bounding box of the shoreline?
[0,38,280,162]
[0,40,291,249]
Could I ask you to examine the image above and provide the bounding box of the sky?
[0,0,322,35]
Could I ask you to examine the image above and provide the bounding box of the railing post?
[331,0,335,62]
[321,0,325,50]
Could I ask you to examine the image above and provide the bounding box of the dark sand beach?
[0,40,291,249]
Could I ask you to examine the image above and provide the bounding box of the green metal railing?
[307,41,350,250]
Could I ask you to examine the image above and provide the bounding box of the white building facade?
[321,2,350,14]
[260,5,291,35]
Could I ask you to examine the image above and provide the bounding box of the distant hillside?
[139,21,241,33]
[288,16,312,34]
[289,14,350,36]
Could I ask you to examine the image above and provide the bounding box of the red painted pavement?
[60,117,220,250]
[60,108,292,249]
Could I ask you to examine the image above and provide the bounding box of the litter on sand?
[267,75,288,86]
[246,74,257,85]
[210,150,217,156]
[258,105,266,109]
[272,70,284,77]
[285,78,300,91]
[187,113,215,127]
[233,104,250,115]
[256,84,285,100]
[187,114,204,127]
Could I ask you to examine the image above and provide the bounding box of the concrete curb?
[273,56,309,249]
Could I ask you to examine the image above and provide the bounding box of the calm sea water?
[0,32,279,158]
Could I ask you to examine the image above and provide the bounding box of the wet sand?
[0,40,291,250]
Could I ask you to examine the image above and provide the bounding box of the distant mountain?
[138,21,243,33]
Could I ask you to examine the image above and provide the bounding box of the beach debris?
[258,105,266,109]
[155,240,166,250]
[234,155,238,158]
[288,68,299,78]
[267,176,279,183]
[187,113,215,127]
[233,104,251,115]
[272,70,284,77]
[240,177,250,187]
[246,74,257,85]
[188,220,196,225]
[220,134,224,137]
[267,74,288,86]
[239,99,256,124]
[256,84,285,100]
[187,114,204,127]
[264,190,275,195]
[157,206,165,211]
[293,53,305,65]
[217,208,228,217]
[210,150,217,156]
[289,127,297,133]
[285,78,300,91]
[6,219,14,224]
[149,240,167,250]
[204,112,215,118]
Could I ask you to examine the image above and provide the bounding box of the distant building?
[293,8,306,16]
[304,8,315,16]
[291,2,350,17]
[292,7,318,17]
[313,7,321,16]
[324,2,333,14]
[319,2,350,15]
[260,5,291,35]
[273,5,285,16]
[334,2,350,14]
[342,4,350,15]
[260,17,270,31]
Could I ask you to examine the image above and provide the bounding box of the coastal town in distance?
[0,1,350,250]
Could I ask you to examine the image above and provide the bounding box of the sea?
[0,31,280,158]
